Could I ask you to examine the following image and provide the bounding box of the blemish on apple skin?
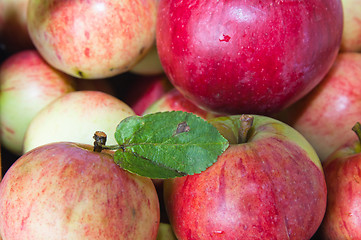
[77,70,84,78]
[219,34,231,42]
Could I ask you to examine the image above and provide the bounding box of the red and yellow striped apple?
[319,122,361,239]
[275,52,361,161]
[27,0,158,79]
[164,115,326,240]
[0,142,160,239]
[0,50,75,155]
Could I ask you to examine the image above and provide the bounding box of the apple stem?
[93,131,120,152]
[238,115,254,144]
[352,122,361,145]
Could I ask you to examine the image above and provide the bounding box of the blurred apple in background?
[274,52,361,161]
[144,88,219,120]
[0,0,34,54]
[156,0,343,115]
[340,0,361,52]
[23,90,135,153]
[120,74,173,115]
[0,50,75,155]
[0,142,160,239]
[27,0,158,79]
[164,115,326,240]
[319,122,361,239]
[74,78,116,96]
[130,44,164,76]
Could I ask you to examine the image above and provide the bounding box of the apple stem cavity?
[238,115,254,144]
[352,122,361,145]
[93,131,119,152]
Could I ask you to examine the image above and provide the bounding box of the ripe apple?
[130,44,164,76]
[27,0,158,79]
[319,122,361,239]
[0,0,34,54]
[143,88,219,120]
[23,90,135,153]
[156,0,343,115]
[120,74,173,115]
[340,0,361,52]
[164,114,327,240]
[0,142,160,239]
[0,50,75,155]
[274,52,361,161]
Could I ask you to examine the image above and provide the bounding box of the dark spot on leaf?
[175,121,190,134]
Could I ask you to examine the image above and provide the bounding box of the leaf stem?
[238,115,254,144]
[352,122,361,145]
[93,131,121,152]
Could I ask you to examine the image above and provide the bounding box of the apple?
[27,0,158,79]
[274,52,361,161]
[143,88,219,120]
[156,223,177,240]
[0,0,34,54]
[340,0,361,52]
[23,90,135,153]
[164,114,327,240]
[156,0,343,115]
[0,50,75,155]
[0,141,160,239]
[120,74,173,116]
[130,44,164,76]
[319,122,361,239]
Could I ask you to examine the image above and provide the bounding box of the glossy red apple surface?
[0,142,160,239]
[164,115,326,240]
[156,0,343,115]
[274,52,361,161]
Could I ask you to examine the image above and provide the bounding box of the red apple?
[274,52,361,161]
[120,74,173,116]
[164,115,326,240]
[0,50,75,155]
[319,122,361,239]
[0,142,160,239]
[340,0,361,52]
[23,90,135,153]
[143,88,219,120]
[156,0,343,115]
[27,0,157,79]
[0,0,34,54]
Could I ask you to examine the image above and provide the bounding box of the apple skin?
[0,50,75,155]
[164,115,327,240]
[340,0,361,52]
[23,90,135,153]
[0,0,34,54]
[130,44,164,76]
[319,137,361,239]
[27,0,157,79]
[0,142,160,239]
[274,52,361,161]
[156,0,343,115]
[143,88,219,120]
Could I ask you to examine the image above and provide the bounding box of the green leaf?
[113,111,229,179]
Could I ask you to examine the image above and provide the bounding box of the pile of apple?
[1,0,361,239]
